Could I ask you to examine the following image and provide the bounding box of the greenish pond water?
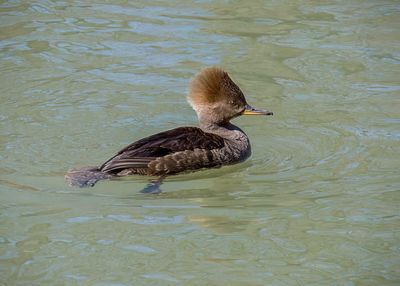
[1,1,399,285]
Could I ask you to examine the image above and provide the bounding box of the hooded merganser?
[66,67,273,189]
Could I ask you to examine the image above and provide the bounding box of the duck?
[65,67,273,191]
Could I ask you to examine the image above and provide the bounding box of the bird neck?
[199,120,246,139]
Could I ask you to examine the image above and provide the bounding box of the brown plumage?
[99,127,225,175]
[65,67,273,188]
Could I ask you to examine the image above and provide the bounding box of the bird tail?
[65,166,112,187]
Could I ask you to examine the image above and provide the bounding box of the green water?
[1,1,399,285]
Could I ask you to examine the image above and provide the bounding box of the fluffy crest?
[188,67,245,106]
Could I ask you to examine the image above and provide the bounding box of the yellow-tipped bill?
[241,104,273,116]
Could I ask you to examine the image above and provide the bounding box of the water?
[1,0,399,285]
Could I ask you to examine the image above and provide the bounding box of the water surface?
[1,1,399,285]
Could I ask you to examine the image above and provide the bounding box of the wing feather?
[99,127,224,174]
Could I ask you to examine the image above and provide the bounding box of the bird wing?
[99,127,225,174]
